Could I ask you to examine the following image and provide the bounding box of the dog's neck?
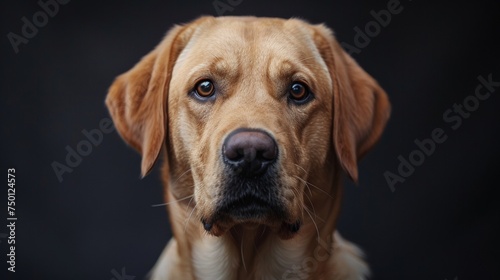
[162,163,343,279]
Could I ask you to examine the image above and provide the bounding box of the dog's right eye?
[193,80,215,100]
[288,82,313,105]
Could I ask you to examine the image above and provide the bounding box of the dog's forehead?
[192,17,316,57]
[174,17,328,85]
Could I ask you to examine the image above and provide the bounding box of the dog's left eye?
[193,80,216,99]
[288,82,312,104]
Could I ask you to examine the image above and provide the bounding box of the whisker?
[240,230,247,272]
[295,172,315,213]
[303,179,314,201]
[304,206,320,241]
[313,214,326,224]
[173,168,192,185]
[259,225,267,239]
[293,163,308,175]
[303,184,317,218]
[289,187,301,204]
[151,194,194,207]
[293,175,333,199]
[186,196,195,209]
[184,204,197,233]
[290,186,312,225]
[304,204,326,224]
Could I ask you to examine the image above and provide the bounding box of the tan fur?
[106,16,390,280]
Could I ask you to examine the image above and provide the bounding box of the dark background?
[1,0,499,279]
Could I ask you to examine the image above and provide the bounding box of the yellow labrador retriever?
[106,16,390,280]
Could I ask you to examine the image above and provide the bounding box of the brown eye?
[195,80,215,98]
[288,82,312,104]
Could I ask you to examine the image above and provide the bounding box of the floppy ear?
[105,21,200,177]
[312,25,391,183]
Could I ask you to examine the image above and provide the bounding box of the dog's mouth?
[201,187,301,239]
[202,211,301,240]
[217,194,285,221]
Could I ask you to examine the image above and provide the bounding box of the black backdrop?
[1,0,499,279]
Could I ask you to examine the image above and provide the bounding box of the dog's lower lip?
[228,204,271,219]
[219,195,277,219]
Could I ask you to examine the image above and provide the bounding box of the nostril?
[258,146,277,161]
[224,146,244,162]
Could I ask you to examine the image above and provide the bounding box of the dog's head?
[106,16,390,239]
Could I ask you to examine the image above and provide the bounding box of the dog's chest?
[192,234,310,280]
[192,236,239,279]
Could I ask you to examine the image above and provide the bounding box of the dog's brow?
[268,58,295,81]
[184,57,239,83]
[209,57,238,78]
[186,56,240,81]
[267,57,316,84]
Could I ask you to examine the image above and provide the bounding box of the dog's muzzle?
[219,128,281,221]
[206,129,284,222]
[201,128,301,237]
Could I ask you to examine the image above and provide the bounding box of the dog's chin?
[201,203,301,240]
[202,218,301,240]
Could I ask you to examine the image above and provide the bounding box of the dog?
[106,16,390,280]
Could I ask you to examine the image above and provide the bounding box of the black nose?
[223,128,278,176]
